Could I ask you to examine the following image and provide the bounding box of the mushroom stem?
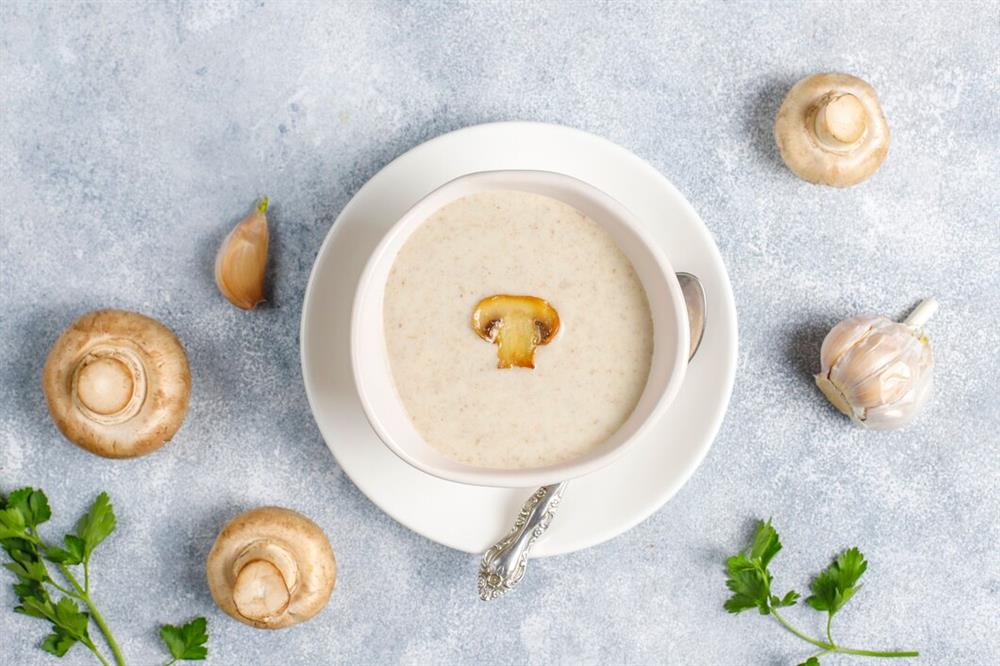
[903,298,939,329]
[494,316,542,369]
[813,93,867,149]
[233,560,291,622]
[230,539,300,622]
[70,345,147,425]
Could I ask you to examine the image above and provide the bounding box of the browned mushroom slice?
[472,295,560,369]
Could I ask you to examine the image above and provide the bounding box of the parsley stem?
[834,646,920,658]
[826,614,834,644]
[47,577,81,599]
[770,609,832,650]
[83,638,112,666]
[771,609,918,659]
[79,593,126,666]
[29,531,85,601]
[35,534,127,666]
[55,563,126,666]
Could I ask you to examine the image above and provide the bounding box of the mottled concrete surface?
[1,1,998,664]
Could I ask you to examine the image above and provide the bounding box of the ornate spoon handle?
[477,483,565,600]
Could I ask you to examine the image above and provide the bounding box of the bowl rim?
[350,169,689,487]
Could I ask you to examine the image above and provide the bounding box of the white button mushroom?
[206,507,337,629]
[815,299,937,430]
[774,72,890,187]
[42,309,191,458]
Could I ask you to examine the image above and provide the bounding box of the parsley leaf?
[0,506,28,540]
[724,554,769,613]
[52,597,91,640]
[806,547,867,616]
[797,658,821,666]
[724,519,798,616]
[74,492,116,561]
[160,616,209,661]
[44,535,86,565]
[42,627,79,657]
[15,591,91,657]
[773,590,801,608]
[749,519,782,567]
[6,488,52,529]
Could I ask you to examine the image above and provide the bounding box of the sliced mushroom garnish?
[472,295,560,369]
[42,309,190,458]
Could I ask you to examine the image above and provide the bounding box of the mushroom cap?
[42,309,190,458]
[471,295,561,343]
[206,506,337,630]
[774,72,890,187]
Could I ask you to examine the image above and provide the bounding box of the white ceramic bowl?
[351,170,689,488]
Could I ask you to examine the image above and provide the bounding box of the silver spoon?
[478,272,707,600]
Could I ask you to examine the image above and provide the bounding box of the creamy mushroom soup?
[383,190,653,470]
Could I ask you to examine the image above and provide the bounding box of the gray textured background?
[2,1,998,664]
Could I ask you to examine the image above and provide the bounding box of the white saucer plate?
[300,122,737,556]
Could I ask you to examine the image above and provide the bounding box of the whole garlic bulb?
[815,299,937,430]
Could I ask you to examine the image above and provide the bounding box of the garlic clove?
[819,315,877,373]
[815,373,854,418]
[829,320,914,388]
[845,357,915,411]
[814,299,936,430]
[216,198,269,310]
[864,371,933,430]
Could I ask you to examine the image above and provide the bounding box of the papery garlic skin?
[815,303,935,430]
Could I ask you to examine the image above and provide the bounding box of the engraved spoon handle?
[478,272,706,600]
[477,483,565,600]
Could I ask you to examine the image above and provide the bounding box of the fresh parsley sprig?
[1,487,208,665]
[725,519,918,664]
[160,616,209,665]
[1,488,123,665]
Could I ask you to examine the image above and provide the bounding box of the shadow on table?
[743,75,800,174]
[786,320,833,389]
[8,304,108,433]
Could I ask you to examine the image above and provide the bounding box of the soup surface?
[383,190,653,469]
